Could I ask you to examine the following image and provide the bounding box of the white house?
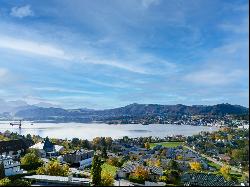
[0,155,23,176]
[29,137,64,158]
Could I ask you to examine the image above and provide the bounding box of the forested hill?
[12,103,249,122]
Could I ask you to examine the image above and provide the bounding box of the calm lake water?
[0,121,219,140]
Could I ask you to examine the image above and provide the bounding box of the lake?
[0,121,219,140]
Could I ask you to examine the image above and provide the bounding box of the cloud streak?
[10,5,33,18]
[0,35,72,60]
[184,69,244,86]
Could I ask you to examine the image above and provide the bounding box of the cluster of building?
[0,155,24,176]
[0,132,247,186]
[0,139,33,177]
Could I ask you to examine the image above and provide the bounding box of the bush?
[20,153,43,171]
[101,171,114,186]
[0,178,31,186]
[21,163,43,171]
[36,160,69,176]
[129,175,144,184]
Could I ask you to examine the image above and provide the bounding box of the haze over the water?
[0,0,249,109]
[0,121,219,140]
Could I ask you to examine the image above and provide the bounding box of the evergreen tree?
[102,147,108,159]
[91,155,102,186]
[0,162,5,179]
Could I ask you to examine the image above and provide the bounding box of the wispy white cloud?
[81,58,149,74]
[10,5,33,18]
[141,0,161,8]
[33,87,102,95]
[21,95,60,106]
[0,68,14,85]
[0,35,72,60]
[0,68,8,79]
[184,69,244,86]
[219,17,249,34]
[85,78,130,89]
[0,31,175,75]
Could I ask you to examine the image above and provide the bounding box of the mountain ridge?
[7,103,249,122]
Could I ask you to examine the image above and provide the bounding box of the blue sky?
[0,0,249,109]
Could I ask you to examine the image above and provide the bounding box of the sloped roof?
[182,173,235,186]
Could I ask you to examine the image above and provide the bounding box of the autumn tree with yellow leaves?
[189,162,202,172]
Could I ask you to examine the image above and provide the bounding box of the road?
[183,145,246,174]
[114,179,134,186]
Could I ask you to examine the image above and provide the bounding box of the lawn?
[207,161,221,170]
[150,141,184,149]
[101,163,118,177]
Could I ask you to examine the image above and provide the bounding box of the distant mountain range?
[0,100,248,122]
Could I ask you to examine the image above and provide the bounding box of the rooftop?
[24,175,91,185]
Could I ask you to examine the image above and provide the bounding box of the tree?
[144,142,150,150]
[189,162,202,172]
[0,178,11,186]
[0,162,5,179]
[26,134,32,140]
[107,157,121,167]
[176,155,183,160]
[105,137,113,149]
[148,159,161,167]
[9,179,31,186]
[27,148,40,156]
[21,153,43,170]
[220,165,231,180]
[91,155,102,186]
[71,138,80,148]
[160,170,180,185]
[168,160,179,170]
[93,137,102,150]
[155,159,161,167]
[131,166,149,182]
[101,147,108,159]
[81,139,91,149]
[36,160,69,176]
[101,171,114,186]
[0,178,31,186]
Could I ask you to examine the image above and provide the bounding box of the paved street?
[183,145,245,174]
[114,179,134,186]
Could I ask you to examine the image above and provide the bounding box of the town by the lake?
[0,112,249,186]
[0,0,249,186]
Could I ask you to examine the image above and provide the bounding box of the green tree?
[91,155,102,186]
[102,147,108,159]
[0,178,31,186]
[105,137,113,149]
[21,153,43,170]
[160,170,180,185]
[71,138,80,148]
[167,160,179,170]
[36,160,69,176]
[0,162,5,179]
[0,178,11,186]
[27,148,40,156]
[9,179,31,186]
[101,171,114,186]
